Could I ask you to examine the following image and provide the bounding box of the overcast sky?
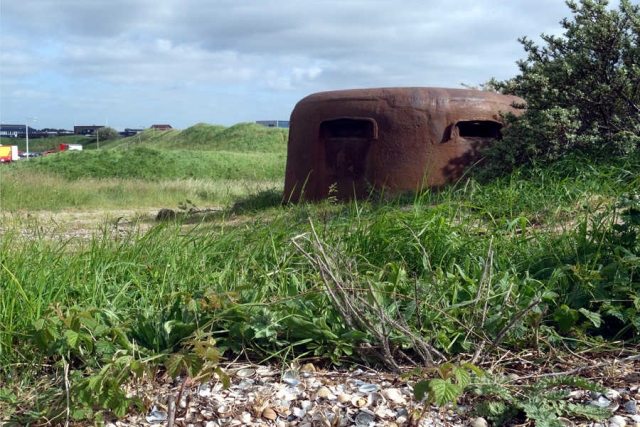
[1,0,575,131]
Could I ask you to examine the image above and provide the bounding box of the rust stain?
[284,87,525,202]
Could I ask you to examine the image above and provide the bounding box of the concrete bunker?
[284,87,524,202]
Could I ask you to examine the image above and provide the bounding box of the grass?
[0,169,282,211]
[3,148,285,181]
[0,122,288,211]
[1,124,639,424]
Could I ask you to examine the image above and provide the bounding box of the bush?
[96,126,120,142]
[480,0,640,179]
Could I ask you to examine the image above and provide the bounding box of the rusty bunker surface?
[284,87,525,202]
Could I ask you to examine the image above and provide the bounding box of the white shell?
[238,412,252,424]
[351,396,368,408]
[606,389,622,400]
[337,393,351,404]
[358,383,380,393]
[469,417,489,427]
[216,405,233,417]
[235,368,256,378]
[381,388,405,404]
[316,386,332,398]
[355,410,376,426]
[292,407,307,418]
[368,392,385,406]
[282,370,300,386]
[609,415,628,427]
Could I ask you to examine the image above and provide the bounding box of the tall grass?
[1,151,639,423]
[0,169,282,211]
[4,148,285,181]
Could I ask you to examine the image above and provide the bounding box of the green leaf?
[553,305,579,333]
[165,353,185,379]
[413,380,430,401]
[130,360,146,378]
[428,378,463,407]
[460,362,484,378]
[453,366,471,388]
[578,308,602,328]
[64,330,81,349]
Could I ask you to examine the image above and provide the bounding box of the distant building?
[0,124,38,138]
[74,125,104,136]
[121,128,144,137]
[150,124,172,131]
[256,120,290,129]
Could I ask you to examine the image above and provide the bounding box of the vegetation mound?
[7,147,285,181]
[115,122,288,152]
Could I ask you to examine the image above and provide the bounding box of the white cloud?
[1,0,581,129]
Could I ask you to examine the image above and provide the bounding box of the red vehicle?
[59,143,83,151]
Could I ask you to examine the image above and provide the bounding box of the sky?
[1,0,575,131]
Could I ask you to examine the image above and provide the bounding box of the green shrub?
[479,0,640,179]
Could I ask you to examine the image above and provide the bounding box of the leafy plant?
[412,362,484,406]
[472,375,611,426]
[479,0,640,178]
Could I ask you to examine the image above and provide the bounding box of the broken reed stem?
[293,217,446,370]
[64,361,70,427]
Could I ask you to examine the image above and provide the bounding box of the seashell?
[316,386,332,399]
[292,407,307,418]
[381,388,405,404]
[300,363,317,373]
[237,379,254,390]
[624,400,638,414]
[374,407,395,419]
[607,389,623,401]
[590,395,619,411]
[276,388,298,401]
[557,417,575,427]
[262,407,278,420]
[198,385,212,397]
[337,393,351,404]
[609,415,628,427]
[355,410,376,426]
[300,400,313,410]
[218,417,233,426]
[235,368,256,378]
[256,366,275,377]
[567,390,583,399]
[469,417,489,427]
[238,412,252,424]
[145,405,168,423]
[368,392,385,406]
[200,409,214,420]
[216,405,234,418]
[396,407,409,417]
[358,383,380,393]
[352,396,368,408]
[282,370,300,386]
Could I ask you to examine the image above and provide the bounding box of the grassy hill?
[106,122,288,153]
[8,147,285,181]
[4,122,287,181]
[0,122,288,209]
